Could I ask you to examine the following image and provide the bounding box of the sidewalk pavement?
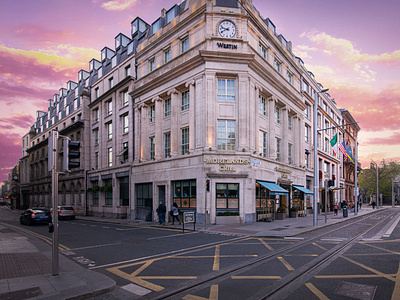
[0,206,382,300]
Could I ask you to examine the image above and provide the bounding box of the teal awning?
[293,185,313,195]
[257,181,288,195]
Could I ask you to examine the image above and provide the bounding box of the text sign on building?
[183,212,195,223]
[205,158,250,173]
[217,42,238,49]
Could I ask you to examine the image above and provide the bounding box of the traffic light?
[63,139,80,170]
[206,179,210,192]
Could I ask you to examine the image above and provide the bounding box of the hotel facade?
[20,0,353,224]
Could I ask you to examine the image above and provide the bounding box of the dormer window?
[166,6,177,23]
[131,17,149,37]
[151,19,161,35]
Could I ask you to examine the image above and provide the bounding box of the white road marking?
[383,214,400,237]
[148,231,198,240]
[121,283,151,296]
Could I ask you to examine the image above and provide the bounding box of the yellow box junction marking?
[277,256,294,271]
[305,282,329,300]
[183,284,218,300]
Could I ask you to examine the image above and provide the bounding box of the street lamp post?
[313,88,329,226]
[371,159,379,209]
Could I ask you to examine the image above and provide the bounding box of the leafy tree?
[359,160,400,204]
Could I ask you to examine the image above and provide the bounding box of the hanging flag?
[346,144,354,163]
[330,133,338,155]
[339,140,347,161]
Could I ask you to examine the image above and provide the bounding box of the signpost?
[183,212,195,233]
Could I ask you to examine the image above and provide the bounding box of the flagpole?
[354,137,358,215]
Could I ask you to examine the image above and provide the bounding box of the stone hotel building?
[20,0,351,224]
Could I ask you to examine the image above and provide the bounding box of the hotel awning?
[257,181,289,195]
[293,185,314,195]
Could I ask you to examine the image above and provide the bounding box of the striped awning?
[293,185,314,195]
[257,181,288,195]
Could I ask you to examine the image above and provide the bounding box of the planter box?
[307,209,313,215]
[289,211,298,218]
[216,216,240,224]
[276,212,286,220]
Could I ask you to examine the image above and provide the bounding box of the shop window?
[256,182,275,221]
[216,183,239,211]
[119,177,129,206]
[104,179,113,205]
[173,180,196,208]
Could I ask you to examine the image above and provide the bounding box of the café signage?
[205,158,250,172]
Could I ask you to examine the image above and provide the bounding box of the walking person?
[359,201,362,210]
[156,201,166,225]
[171,203,181,225]
[334,204,338,215]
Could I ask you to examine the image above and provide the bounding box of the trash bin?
[343,206,348,218]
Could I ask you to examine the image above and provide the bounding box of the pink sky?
[1,0,399,184]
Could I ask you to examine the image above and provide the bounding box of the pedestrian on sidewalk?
[372,201,376,209]
[359,201,362,210]
[334,204,338,215]
[156,201,166,225]
[171,203,181,225]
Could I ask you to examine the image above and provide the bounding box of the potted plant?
[276,207,286,220]
[289,207,298,218]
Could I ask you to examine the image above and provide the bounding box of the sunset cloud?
[100,0,138,11]
[0,132,22,181]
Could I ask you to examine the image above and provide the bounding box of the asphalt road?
[5,207,400,299]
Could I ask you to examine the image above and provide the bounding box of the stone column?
[186,80,195,152]
[299,115,305,167]
[238,74,249,151]
[153,96,162,159]
[268,97,276,159]
[168,89,179,156]
[195,76,203,149]
[282,106,288,163]
[205,71,216,149]
[134,104,141,162]
[293,114,300,167]
[140,103,148,161]
[254,84,261,153]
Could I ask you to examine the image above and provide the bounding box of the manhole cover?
[334,281,376,300]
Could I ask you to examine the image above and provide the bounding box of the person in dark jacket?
[156,201,166,225]
[171,203,181,225]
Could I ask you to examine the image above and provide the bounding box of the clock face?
[218,20,236,38]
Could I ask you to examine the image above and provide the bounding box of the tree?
[359,160,400,204]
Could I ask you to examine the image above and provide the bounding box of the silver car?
[57,206,76,220]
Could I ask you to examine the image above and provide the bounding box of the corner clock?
[218,20,236,38]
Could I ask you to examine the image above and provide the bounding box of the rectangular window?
[325,138,329,152]
[122,142,128,163]
[119,177,129,206]
[217,120,236,150]
[149,104,155,123]
[305,125,309,143]
[288,115,292,130]
[109,77,114,89]
[259,43,267,59]
[181,90,190,111]
[165,49,171,63]
[95,87,99,98]
[123,114,129,134]
[93,128,99,145]
[288,143,293,164]
[104,179,113,205]
[181,127,189,155]
[107,147,113,167]
[217,78,235,101]
[274,59,282,73]
[164,132,171,158]
[259,95,267,115]
[107,100,112,115]
[136,183,153,208]
[305,152,309,168]
[95,152,99,169]
[107,122,112,140]
[173,180,196,208]
[125,65,131,77]
[216,183,239,211]
[305,103,311,118]
[166,7,176,23]
[164,98,171,117]
[287,72,293,84]
[182,37,189,53]
[93,108,99,122]
[275,106,280,124]
[149,58,155,72]
[92,181,99,205]
[276,138,281,161]
[259,131,267,157]
[122,90,129,106]
[150,137,155,160]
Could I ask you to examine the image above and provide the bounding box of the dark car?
[20,208,52,225]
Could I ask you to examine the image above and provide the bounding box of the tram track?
[145,208,397,300]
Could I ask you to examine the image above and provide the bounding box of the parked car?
[56,206,76,220]
[20,208,52,225]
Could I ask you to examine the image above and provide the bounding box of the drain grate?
[334,281,376,300]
